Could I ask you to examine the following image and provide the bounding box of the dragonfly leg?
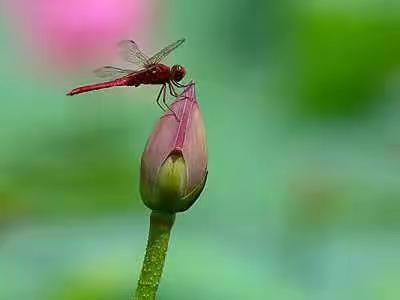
[171,81,188,101]
[168,82,179,97]
[172,81,184,88]
[155,85,166,112]
[173,81,193,88]
[163,84,179,121]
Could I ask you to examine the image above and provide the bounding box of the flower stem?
[134,211,175,300]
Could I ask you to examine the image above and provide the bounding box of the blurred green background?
[1,0,399,299]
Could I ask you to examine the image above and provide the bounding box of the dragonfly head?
[171,65,186,82]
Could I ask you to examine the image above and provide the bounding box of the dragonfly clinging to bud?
[67,38,190,112]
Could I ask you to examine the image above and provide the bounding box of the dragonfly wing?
[119,40,149,66]
[146,38,185,66]
[94,66,137,79]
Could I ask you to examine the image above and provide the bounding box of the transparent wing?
[146,38,185,66]
[118,40,149,66]
[94,66,137,79]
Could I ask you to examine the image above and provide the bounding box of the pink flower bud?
[140,83,208,213]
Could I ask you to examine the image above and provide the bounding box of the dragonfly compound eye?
[172,65,186,82]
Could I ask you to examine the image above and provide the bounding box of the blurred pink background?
[6,0,155,68]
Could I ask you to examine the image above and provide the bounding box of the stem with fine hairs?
[134,211,175,300]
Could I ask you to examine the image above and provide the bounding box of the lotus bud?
[140,83,208,213]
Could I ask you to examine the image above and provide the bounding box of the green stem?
[134,211,175,300]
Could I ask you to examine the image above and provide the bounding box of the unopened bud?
[140,83,208,213]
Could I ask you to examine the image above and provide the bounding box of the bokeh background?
[1,0,399,299]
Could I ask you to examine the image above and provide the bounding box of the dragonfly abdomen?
[67,77,130,96]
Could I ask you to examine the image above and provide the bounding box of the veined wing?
[118,40,149,66]
[145,38,185,66]
[94,66,137,79]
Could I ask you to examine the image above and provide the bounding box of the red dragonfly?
[67,38,189,111]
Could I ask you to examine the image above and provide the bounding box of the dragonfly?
[67,38,189,112]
